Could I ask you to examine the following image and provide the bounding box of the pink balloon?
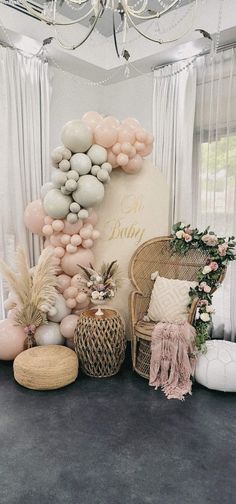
[82,239,94,249]
[42,224,53,236]
[63,219,83,235]
[134,141,145,152]
[60,314,79,339]
[80,227,92,240]
[82,111,103,130]
[44,216,53,225]
[7,308,18,321]
[76,292,88,304]
[94,124,118,148]
[43,238,51,248]
[129,146,137,159]
[57,274,71,293]
[54,247,65,258]
[84,210,98,226]
[63,286,78,299]
[139,143,153,157]
[121,142,132,155]
[92,230,100,240]
[117,153,129,167]
[118,126,135,144]
[107,150,119,168]
[66,298,77,309]
[103,116,120,129]
[66,244,77,254]
[0,319,26,360]
[122,154,143,174]
[135,128,148,143]
[50,233,64,248]
[112,143,122,155]
[61,234,71,246]
[24,199,46,236]
[71,274,82,287]
[74,298,90,311]
[52,220,65,232]
[146,133,154,145]
[61,248,95,276]
[71,234,82,247]
[122,117,140,131]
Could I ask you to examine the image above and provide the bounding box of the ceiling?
[0,0,236,84]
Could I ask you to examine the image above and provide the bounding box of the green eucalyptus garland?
[171,222,236,349]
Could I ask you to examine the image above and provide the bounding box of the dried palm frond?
[0,247,58,333]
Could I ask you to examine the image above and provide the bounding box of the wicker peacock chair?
[128,236,225,379]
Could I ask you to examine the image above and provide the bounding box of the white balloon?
[65,179,77,192]
[87,144,107,165]
[91,165,100,176]
[43,189,72,219]
[51,171,67,189]
[48,294,71,323]
[61,147,72,160]
[97,169,109,183]
[61,120,93,153]
[41,182,54,199]
[51,147,63,164]
[35,322,65,346]
[70,202,80,213]
[67,170,79,181]
[61,186,71,196]
[59,159,70,172]
[73,175,104,208]
[70,153,92,175]
[101,162,112,174]
[78,209,89,220]
[67,213,78,224]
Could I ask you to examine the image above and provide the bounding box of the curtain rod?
[153,40,236,71]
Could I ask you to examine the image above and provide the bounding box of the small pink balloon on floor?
[0,319,25,360]
[24,199,46,236]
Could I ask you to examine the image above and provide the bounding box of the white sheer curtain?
[194,48,236,341]
[153,60,197,229]
[0,46,50,318]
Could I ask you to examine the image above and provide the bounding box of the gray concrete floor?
[0,348,235,504]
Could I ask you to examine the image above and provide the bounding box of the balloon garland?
[1,112,154,355]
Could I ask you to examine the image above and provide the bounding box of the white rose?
[200,312,210,322]
[180,223,186,229]
[206,305,215,314]
[202,265,212,274]
[176,230,184,239]
[91,291,100,300]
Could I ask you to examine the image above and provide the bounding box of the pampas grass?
[0,248,58,339]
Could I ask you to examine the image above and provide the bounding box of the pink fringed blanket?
[149,321,197,400]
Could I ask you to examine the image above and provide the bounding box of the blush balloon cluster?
[1,113,153,357]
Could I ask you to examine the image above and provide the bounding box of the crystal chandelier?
[18,0,199,57]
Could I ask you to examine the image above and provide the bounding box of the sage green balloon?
[72,175,104,208]
[43,189,72,219]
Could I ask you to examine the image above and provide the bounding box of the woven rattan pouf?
[74,308,126,377]
[13,345,78,390]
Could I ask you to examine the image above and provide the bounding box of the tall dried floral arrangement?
[0,248,58,348]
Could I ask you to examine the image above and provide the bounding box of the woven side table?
[74,308,126,377]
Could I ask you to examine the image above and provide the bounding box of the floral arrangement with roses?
[171,222,236,349]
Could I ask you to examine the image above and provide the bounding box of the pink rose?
[184,227,193,235]
[202,234,218,247]
[203,285,211,293]
[183,232,192,242]
[218,243,228,256]
[210,261,219,271]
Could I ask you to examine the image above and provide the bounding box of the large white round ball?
[35,322,65,346]
[51,171,67,189]
[61,120,93,153]
[47,294,72,323]
[70,153,92,175]
[41,182,54,199]
[87,144,107,165]
[43,189,72,219]
[72,175,105,208]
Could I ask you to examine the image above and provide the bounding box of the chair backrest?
[129,236,209,298]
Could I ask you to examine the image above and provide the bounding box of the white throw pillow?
[147,272,197,323]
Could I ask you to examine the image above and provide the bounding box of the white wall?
[104,73,153,132]
[50,67,103,152]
